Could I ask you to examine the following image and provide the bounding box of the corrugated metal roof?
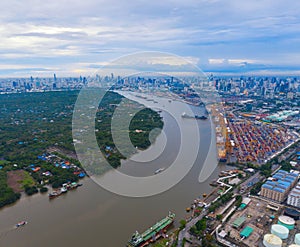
[274,188,285,193]
[232,216,246,228]
[262,184,273,189]
[240,226,254,238]
[277,170,288,174]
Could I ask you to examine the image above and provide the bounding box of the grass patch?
[7,170,35,192]
[0,160,10,166]
[20,171,35,188]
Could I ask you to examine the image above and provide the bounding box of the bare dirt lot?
[7,170,27,193]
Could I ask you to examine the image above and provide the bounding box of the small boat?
[49,190,61,199]
[69,182,80,190]
[16,221,27,227]
[186,207,191,212]
[210,180,218,187]
[202,193,207,198]
[60,187,68,193]
[181,112,192,118]
[62,182,82,190]
[154,168,165,174]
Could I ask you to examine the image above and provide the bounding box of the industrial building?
[265,110,299,122]
[288,183,300,208]
[284,208,300,220]
[261,170,298,202]
[232,216,246,229]
[240,226,254,239]
[238,197,251,210]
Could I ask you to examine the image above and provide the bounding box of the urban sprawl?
[1,74,300,247]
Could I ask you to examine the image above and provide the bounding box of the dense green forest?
[0,90,163,166]
[0,170,20,207]
[0,171,21,207]
[95,92,163,168]
[0,90,77,163]
[0,89,163,206]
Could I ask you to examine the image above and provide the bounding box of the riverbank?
[0,91,227,247]
[0,90,164,209]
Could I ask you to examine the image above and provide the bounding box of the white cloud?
[209,59,225,64]
[0,0,299,76]
[227,59,258,65]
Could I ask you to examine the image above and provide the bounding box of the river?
[0,92,229,247]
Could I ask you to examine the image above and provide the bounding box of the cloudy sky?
[1,0,300,76]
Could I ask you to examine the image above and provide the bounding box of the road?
[177,210,206,247]
[177,174,235,246]
[239,171,261,193]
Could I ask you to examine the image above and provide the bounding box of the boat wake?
[0,226,19,240]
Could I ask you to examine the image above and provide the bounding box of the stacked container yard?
[228,120,295,164]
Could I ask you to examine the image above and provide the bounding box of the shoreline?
[0,90,164,210]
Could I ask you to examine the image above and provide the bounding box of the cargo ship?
[181,112,207,120]
[127,212,175,247]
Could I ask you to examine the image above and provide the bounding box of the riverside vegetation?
[0,90,163,207]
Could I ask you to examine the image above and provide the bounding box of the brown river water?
[0,93,229,247]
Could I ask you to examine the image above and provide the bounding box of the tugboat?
[154,168,165,174]
[49,190,62,199]
[16,221,27,227]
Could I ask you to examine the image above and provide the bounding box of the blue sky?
[1,0,300,76]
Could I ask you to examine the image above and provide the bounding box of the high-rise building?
[287,92,294,100]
